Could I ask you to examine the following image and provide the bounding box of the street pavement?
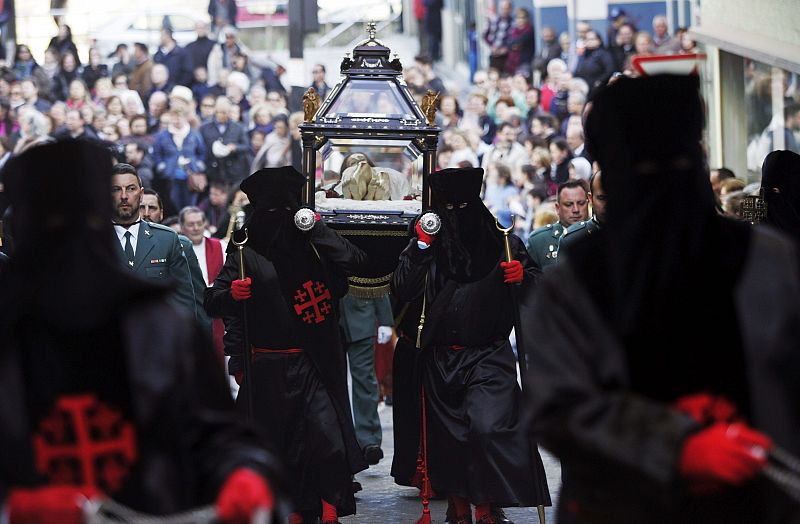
[347,403,562,523]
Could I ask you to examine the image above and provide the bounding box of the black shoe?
[352,480,362,493]
[489,506,514,524]
[363,445,384,465]
[476,508,514,524]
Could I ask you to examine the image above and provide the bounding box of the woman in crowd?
[47,23,80,66]
[152,107,207,210]
[575,30,616,89]
[0,97,19,139]
[104,95,125,126]
[251,113,291,171]
[51,51,81,102]
[65,79,90,110]
[438,94,462,130]
[506,7,535,78]
[82,47,109,92]
[13,108,53,154]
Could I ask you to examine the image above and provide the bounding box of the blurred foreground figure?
[0,140,278,523]
[524,75,800,523]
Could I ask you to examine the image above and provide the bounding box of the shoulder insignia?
[147,222,178,234]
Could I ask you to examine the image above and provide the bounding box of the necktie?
[124,231,135,267]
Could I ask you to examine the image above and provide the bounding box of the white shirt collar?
[113,221,141,255]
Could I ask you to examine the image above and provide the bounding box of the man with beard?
[0,140,278,523]
[111,163,199,324]
[391,167,551,524]
[204,166,368,524]
[138,188,213,338]
[524,75,800,523]
[558,170,606,252]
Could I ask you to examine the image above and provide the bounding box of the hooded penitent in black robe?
[391,167,551,508]
[761,150,800,251]
[524,75,800,523]
[0,140,278,515]
[204,167,368,518]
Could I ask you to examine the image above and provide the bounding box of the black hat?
[5,140,114,238]
[585,74,703,177]
[429,167,484,203]
[240,166,306,209]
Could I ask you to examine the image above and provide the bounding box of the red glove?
[8,485,100,524]
[415,219,435,246]
[231,277,252,302]
[679,423,771,486]
[673,393,739,425]
[216,468,274,524]
[315,211,322,222]
[500,260,523,284]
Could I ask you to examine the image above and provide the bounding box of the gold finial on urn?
[421,89,439,127]
[302,87,321,123]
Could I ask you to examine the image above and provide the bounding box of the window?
[745,60,800,177]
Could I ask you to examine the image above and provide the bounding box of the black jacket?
[199,119,252,186]
[0,299,279,514]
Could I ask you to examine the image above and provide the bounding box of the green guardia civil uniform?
[525,222,565,271]
[558,216,602,254]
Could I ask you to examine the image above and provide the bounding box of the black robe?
[524,226,800,524]
[204,221,368,517]
[391,234,551,507]
[0,297,278,515]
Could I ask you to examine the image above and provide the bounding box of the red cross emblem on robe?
[293,280,333,324]
[33,394,138,494]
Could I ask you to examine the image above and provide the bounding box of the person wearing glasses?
[309,64,331,102]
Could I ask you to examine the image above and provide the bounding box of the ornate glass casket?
[300,26,440,296]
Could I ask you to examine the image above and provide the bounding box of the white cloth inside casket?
[315,192,422,213]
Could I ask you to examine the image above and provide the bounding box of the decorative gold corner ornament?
[742,188,768,224]
[421,90,439,127]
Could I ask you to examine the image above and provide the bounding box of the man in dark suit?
[111,163,197,321]
[199,96,252,188]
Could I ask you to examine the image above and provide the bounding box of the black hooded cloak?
[204,166,368,518]
[761,149,800,247]
[391,167,551,508]
[0,140,278,514]
[523,75,800,523]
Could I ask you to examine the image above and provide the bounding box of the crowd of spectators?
[0,20,303,229]
[402,3,712,237]
[0,6,766,242]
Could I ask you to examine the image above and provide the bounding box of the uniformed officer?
[559,170,606,253]
[111,163,197,319]
[526,178,590,270]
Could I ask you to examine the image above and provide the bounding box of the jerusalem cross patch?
[293,280,332,324]
[33,394,137,494]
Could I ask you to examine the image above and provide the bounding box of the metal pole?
[232,229,254,421]
[665,0,674,35]
[494,217,528,382]
[567,0,577,70]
